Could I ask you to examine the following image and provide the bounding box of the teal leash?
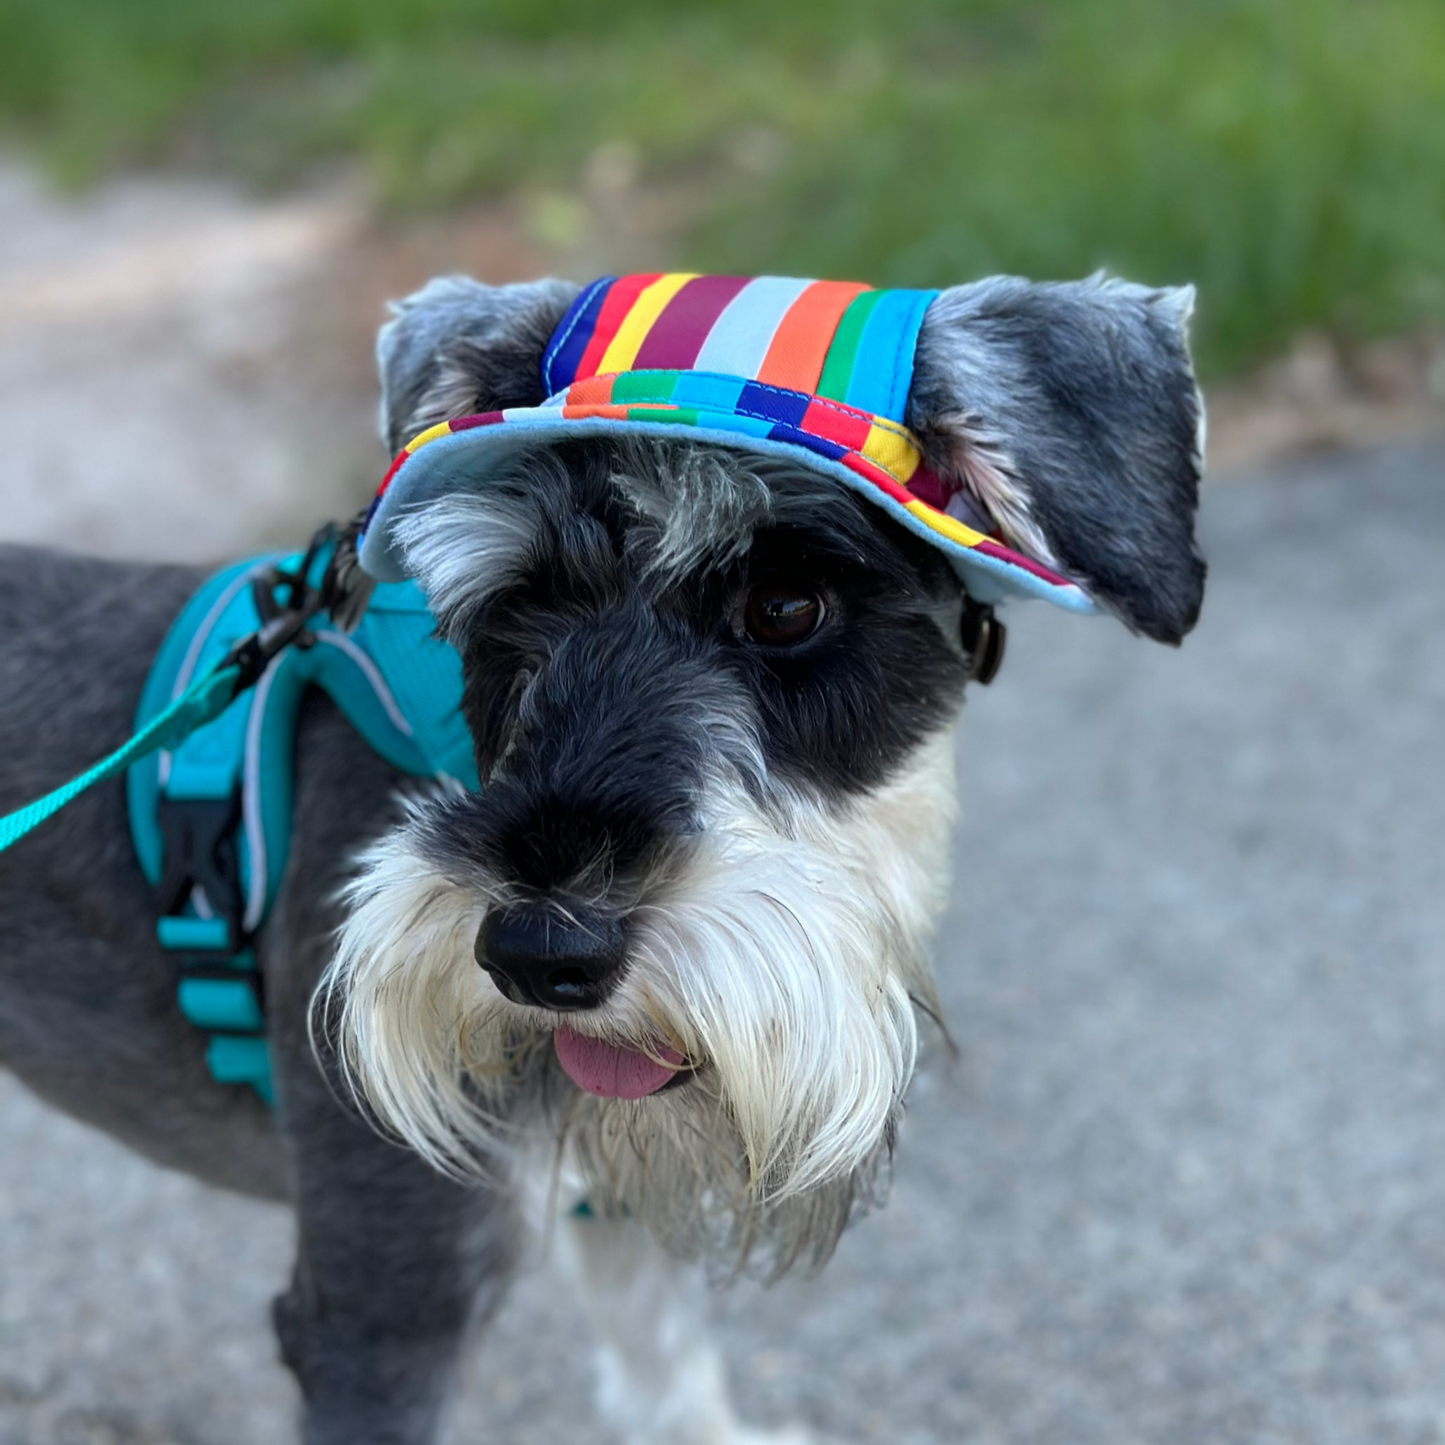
[0,662,243,852]
[0,558,328,855]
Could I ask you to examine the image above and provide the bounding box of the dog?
[0,271,1205,1444]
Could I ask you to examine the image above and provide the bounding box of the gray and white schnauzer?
[0,271,1204,1443]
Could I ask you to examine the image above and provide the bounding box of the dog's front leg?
[270,967,519,1445]
[271,1127,517,1445]
[558,1212,817,1445]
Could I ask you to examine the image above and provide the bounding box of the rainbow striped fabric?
[359,274,1094,612]
[542,274,930,415]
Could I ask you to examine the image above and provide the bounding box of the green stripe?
[627,406,699,426]
[816,290,885,403]
[612,370,681,404]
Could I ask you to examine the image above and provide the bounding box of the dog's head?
[322,274,1205,1273]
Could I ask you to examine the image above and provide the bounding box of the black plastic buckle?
[217,527,338,700]
[223,602,318,696]
[961,600,1007,686]
[155,793,246,953]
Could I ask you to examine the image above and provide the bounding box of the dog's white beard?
[319,725,958,1275]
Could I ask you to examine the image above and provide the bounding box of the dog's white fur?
[557,1210,814,1445]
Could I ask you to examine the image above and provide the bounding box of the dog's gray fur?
[377,276,578,454]
[0,271,1205,1444]
[908,275,1205,643]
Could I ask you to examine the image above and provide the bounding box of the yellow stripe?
[861,423,922,483]
[405,421,454,454]
[596,273,700,374]
[903,498,986,548]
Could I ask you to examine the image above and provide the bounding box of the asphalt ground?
[3,438,1444,1445]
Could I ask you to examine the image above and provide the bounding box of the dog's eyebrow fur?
[398,436,972,651]
[397,439,810,633]
[393,487,542,640]
[609,440,774,581]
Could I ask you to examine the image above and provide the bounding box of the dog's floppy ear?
[376,276,581,454]
[908,275,1206,644]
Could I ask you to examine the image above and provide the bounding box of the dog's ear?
[908,275,1206,644]
[376,276,581,454]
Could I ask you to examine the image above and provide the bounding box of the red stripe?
[375,414,504,497]
[903,467,951,510]
[376,450,409,496]
[801,397,872,450]
[632,274,751,370]
[573,274,661,381]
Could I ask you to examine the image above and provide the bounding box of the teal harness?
[125,552,476,1103]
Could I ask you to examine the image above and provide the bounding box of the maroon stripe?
[632,275,751,371]
[904,466,951,510]
[974,538,1071,586]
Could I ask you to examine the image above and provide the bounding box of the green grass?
[1,0,1441,376]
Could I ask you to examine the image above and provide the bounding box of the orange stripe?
[755,281,871,392]
[561,403,629,420]
[566,375,615,406]
[558,402,687,422]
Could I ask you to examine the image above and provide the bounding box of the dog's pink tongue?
[553,1028,682,1099]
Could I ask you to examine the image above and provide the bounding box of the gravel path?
[4,438,1443,1444]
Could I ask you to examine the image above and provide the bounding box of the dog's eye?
[743,580,824,647]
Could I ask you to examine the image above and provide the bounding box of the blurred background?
[1,2,1444,1442]
[2,0,1444,559]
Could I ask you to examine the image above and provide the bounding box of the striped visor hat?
[359,273,1094,612]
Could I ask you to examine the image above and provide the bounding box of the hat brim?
[359,410,1096,614]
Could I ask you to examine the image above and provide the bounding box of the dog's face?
[323,273,1205,1272]
[330,439,968,1270]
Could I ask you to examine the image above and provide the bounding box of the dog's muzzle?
[475,903,625,1011]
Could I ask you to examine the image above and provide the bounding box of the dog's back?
[0,545,289,1195]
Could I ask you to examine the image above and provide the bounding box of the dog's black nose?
[475,904,625,1011]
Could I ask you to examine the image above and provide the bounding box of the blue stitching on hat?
[542,276,612,395]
